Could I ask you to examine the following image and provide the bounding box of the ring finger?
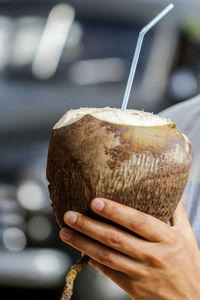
[60,228,143,277]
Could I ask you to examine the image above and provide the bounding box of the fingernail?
[92,198,105,211]
[60,228,73,241]
[64,211,78,224]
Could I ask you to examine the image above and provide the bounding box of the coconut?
[46,107,192,227]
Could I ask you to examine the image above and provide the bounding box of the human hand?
[60,199,200,300]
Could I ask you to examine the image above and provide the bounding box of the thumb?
[170,202,190,227]
[170,201,199,247]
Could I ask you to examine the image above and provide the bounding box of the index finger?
[91,198,170,242]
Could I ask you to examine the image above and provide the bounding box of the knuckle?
[163,231,177,246]
[143,249,166,268]
[76,214,86,228]
[100,251,114,266]
[138,267,151,280]
[130,265,151,280]
[105,230,122,247]
[106,203,119,217]
[168,236,182,255]
[129,211,147,231]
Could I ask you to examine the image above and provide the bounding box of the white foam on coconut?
[54,107,172,129]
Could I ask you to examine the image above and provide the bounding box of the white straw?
[121,3,174,111]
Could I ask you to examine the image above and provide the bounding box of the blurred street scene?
[1,0,200,299]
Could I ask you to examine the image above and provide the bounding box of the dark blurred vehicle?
[0,1,200,299]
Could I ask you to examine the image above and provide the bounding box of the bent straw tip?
[121,3,175,112]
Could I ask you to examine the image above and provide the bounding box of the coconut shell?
[46,110,192,228]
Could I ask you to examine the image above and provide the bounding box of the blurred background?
[0,0,200,299]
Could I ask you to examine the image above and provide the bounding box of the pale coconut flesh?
[54,107,172,128]
[47,107,192,228]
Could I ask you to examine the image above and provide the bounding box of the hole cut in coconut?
[54,107,173,129]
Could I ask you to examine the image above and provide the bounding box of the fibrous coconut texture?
[46,107,192,228]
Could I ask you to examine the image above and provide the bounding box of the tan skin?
[60,198,200,300]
